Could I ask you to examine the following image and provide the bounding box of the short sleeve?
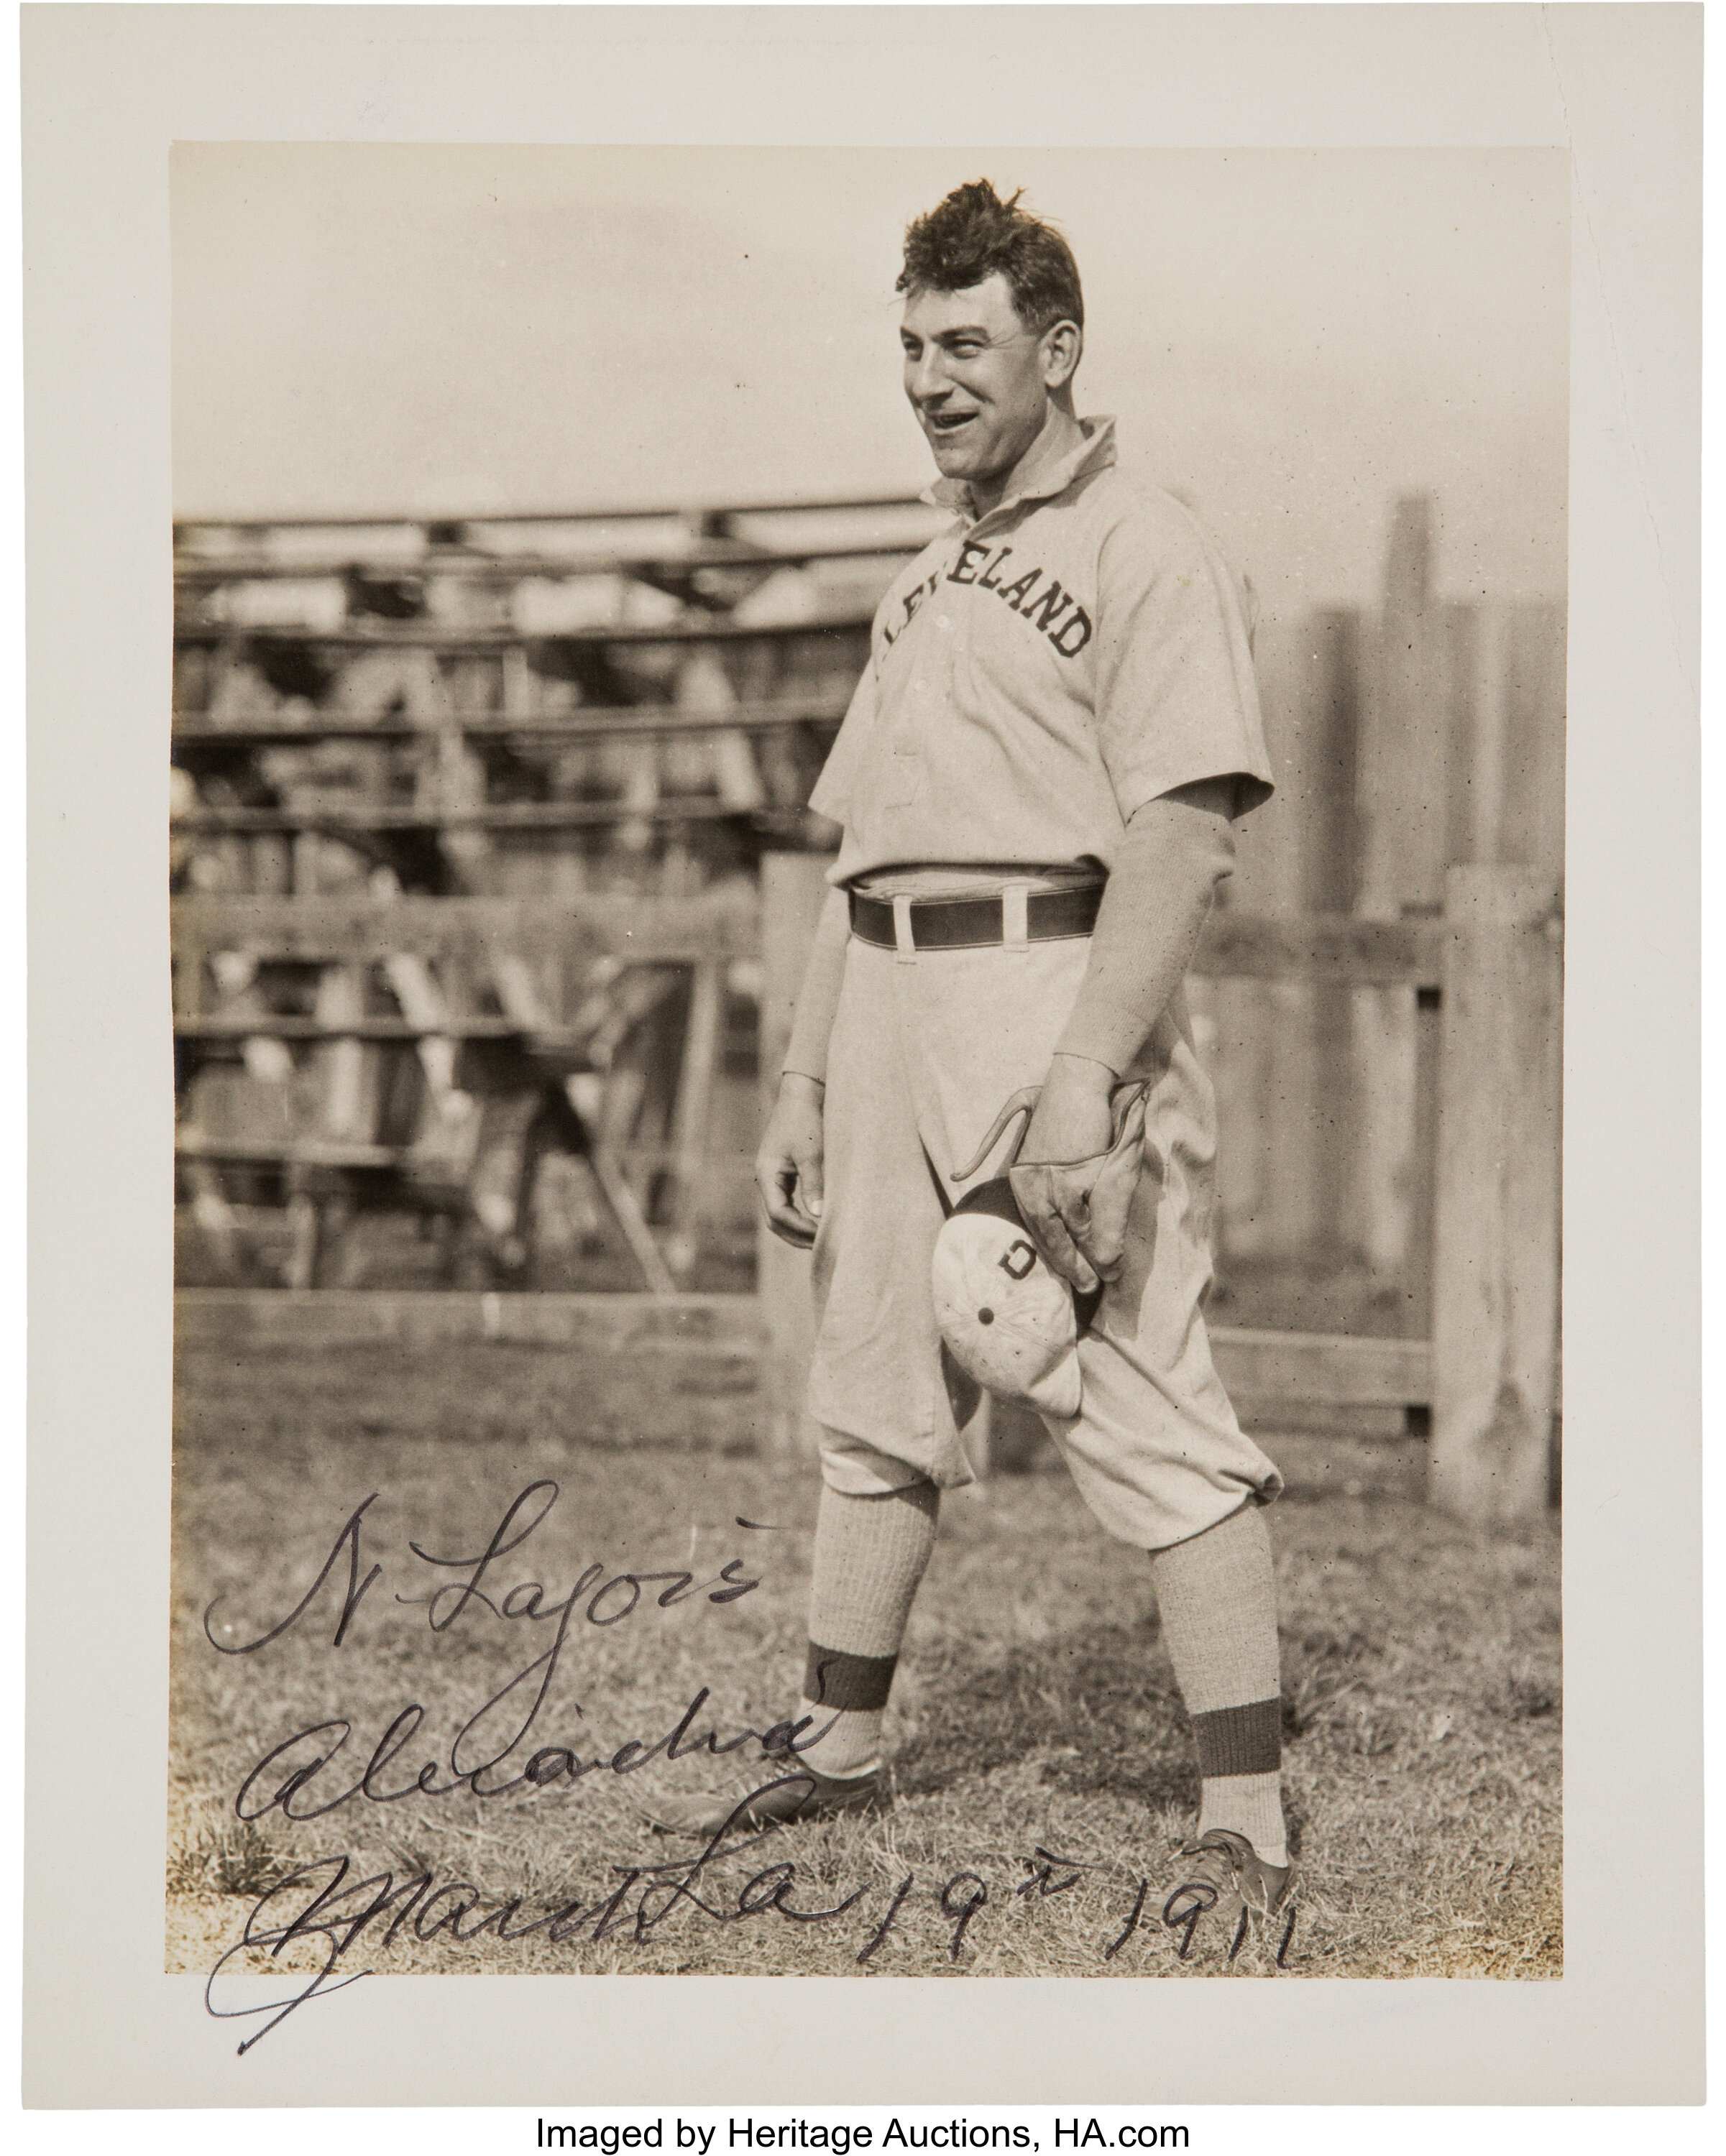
[1091,510,1275,822]
[807,659,876,829]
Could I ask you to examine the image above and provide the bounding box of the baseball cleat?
[1160,1828,1296,1958]
[642,1765,887,1838]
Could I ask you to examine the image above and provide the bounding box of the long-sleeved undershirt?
[1051,791,1234,1076]
[781,886,854,1087]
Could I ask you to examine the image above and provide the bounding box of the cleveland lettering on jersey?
[950,543,1093,655]
[878,568,943,650]
[880,547,1094,660]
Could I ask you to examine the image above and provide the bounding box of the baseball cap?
[931,1179,1103,1420]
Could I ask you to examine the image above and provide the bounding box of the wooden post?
[664,957,725,1276]
[1494,599,1567,885]
[1429,865,1563,1523]
[283,1183,323,1291]
[1405,985,1442,1342]
[1357,496,1453,914]
[1351,500,1435,1287]
[1301,608,1363,1266]
[758,852,837,1454]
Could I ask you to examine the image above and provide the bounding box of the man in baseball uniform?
[653,180,1293,1936]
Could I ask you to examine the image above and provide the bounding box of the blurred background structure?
[171,494,937,1294]
[170,147,1567,1521]
[170,491,1562,1295]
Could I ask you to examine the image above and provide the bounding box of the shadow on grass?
[896,1622,1199,1808]
[894,1611,1372,1853]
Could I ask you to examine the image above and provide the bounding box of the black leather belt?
[848,880,1104,952]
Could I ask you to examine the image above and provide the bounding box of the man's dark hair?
[896,180,1084,333]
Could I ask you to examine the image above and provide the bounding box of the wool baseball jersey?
[810,418,1274,883]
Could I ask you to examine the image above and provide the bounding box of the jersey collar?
[921,415,1119,527]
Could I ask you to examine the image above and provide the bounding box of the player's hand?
[755,1073,827,1248]
[1011,1056,1139,1293]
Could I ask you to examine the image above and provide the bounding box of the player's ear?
[1041,318,1082,392]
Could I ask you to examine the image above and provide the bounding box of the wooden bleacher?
[171,498,943,1290]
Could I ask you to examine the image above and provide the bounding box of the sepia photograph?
[162,139,1571,2011]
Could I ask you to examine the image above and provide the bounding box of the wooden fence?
[1209,499,1565,1291]
[173,860,1561,1527]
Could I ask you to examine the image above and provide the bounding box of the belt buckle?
[1002,884,1031,952]
[910,889,1000,953]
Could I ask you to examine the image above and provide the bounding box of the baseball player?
[652,181,1294,1939]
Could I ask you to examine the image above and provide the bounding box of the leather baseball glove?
[950,1079,1150,1292]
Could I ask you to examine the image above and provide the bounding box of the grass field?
[170,1329,1561,1990]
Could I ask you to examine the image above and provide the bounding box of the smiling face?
[899,274,1080,505]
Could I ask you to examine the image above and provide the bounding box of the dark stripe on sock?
[1191,1697,1282,1779]
[804,1642,897,1713]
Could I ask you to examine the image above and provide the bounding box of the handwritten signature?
[205,1482,763,1655]
[206,1484,811,1806]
